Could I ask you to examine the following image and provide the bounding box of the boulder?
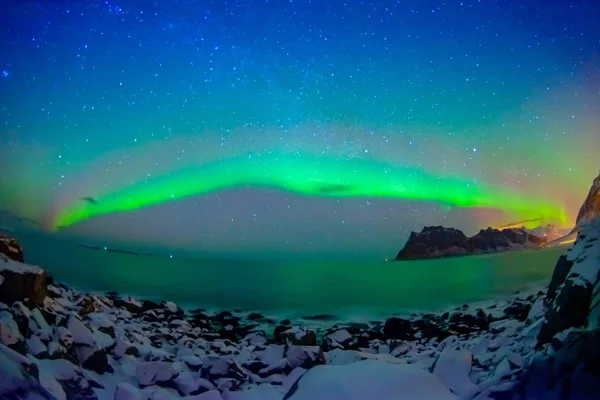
[383,317,414,340]
[279,327,317,346]
[0,257,51,306]
[0,343,54,399]
[431,348,477,398]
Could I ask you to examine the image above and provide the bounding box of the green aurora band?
[53,153,567,229]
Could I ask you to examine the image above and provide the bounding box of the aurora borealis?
[0,0,598,258]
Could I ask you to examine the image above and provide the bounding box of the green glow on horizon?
[53,153,567,229]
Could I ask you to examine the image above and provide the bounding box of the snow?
[30,308,52,340]
[565,218,600,284]
[0,257,44,274]
[0,311,22,347]
[137,361,178,386]
[67,315,97,347]
[39,369,67,400]
[86,312,114,329]
[285,360,457,400]
[26,335,48,356]
[193,390,224,400]
[115,382,142,400]
[432,348,478,398]
[38,358,81,381]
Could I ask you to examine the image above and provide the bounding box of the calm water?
[12,232,565,316]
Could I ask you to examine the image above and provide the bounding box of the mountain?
[574,169,600,230]
[525,224,565,242]
[395,226,543,261]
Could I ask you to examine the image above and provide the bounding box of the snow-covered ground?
[0,252,556,400]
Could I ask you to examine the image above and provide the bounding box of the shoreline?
[1,253,552,400]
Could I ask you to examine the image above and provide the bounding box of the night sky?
[0,0,598,259]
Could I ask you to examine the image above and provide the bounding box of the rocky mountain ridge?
[574,169,600,230]
[395,226,544,261]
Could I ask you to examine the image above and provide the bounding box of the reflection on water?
[13,232,564,315]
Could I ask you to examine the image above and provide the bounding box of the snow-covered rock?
[0,255,50,305]
[283,360,456,400]
[432,348,478,398]
[115,382,142,400]
[0,310,23,349]
[539,217,600,343]
[137,361,179,386]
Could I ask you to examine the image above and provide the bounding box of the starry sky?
[0,0,599,259]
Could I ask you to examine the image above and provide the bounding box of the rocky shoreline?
[0,217,599,400]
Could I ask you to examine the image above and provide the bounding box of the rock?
[0,310,25,354]
[115,382,142,400]
[0,257,51,306]
[38,369,67,400]
[201,356,247,384]
[30,308,52,341]
[502,302,531,322]
[26,335,48,358]
[81,348,112,374]
[282,360,457,400]
[285,345,326,370]
[142,299,160,312]
[538,218,600,344]
[322,329,353,350]
[246,312,265,321]
[113,296,144,314]
[519,329,600,399]
[274,324,292,342]
[137,361,179,386]
[37,358,98,399]
[279,327,317,346]
[0,343,53,400]
[242,331,268,347]
[383,317,414,340]
[395,225,543,260]
[0,232,24,262]
[431,348,478,398]
[546,254,573,301]
[66,315,112,374]
[174,371,216,395]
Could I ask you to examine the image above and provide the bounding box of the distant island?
[394,225,562,261]
[76,244,173,259]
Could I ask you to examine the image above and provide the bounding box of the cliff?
[574,169,600,230]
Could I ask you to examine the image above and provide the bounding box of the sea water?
[12,231,564,317]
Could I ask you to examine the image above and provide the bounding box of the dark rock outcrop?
[395,226,543,260]
[537,217,600,344]
[0,232,24,263]
[518,328,600,399]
